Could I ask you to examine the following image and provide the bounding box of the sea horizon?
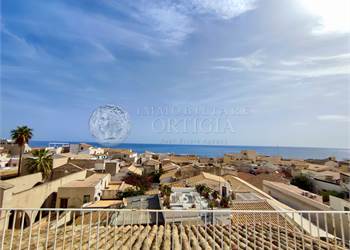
[29,140,350,160]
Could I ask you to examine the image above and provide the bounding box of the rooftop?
[307,163,331,172]
[3,209,347,250]
[235,172,289,190]
[58,153,96,160]
[341,171,350,177]
[314,170,340,180]
[104,181,133,192]
[186,172,227,185]
[127,165,143,176]
[169,187,208,210]
[61,173,109,188]
[85,199,124,208]
[159,169,178,180]
[264,181,324,203]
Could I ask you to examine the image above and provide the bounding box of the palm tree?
[11,126,33,176]
[26,149,53,180]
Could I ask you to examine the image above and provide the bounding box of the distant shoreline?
[29,141,350,160]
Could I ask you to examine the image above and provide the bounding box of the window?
[83,195,90,203]
[60,198,68,208]
[345,207,350,211]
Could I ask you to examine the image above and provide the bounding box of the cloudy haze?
[1,0,350,148]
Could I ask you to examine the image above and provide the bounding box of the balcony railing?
[0,208,349,249]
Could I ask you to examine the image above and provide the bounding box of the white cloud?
[299,0,350,34]
[213,49,265,69]
[317,115,350,122]
[105,0,258,49]
[186,0,258,19]
[210,66,243,71]
[212,63,349,78]
[280,53,350,66]
[212,51,350,78]
[280,60,300,66]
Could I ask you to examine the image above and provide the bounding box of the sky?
[1,0,350,148]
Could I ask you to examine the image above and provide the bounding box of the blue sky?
[1,0,350,148]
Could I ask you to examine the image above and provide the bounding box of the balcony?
[0,208,349,249]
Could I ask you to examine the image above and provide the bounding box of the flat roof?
[0,181,14,190]
[104,181,133,191]
[85,200,123,208]
[314,171,340,179]
[307,164,330,171]
[58,153,96,160]
[263,181,323,203]
[61,173,109,188]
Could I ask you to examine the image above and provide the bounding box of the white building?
[169,187,208,210]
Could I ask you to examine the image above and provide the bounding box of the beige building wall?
[56,174,110,208]
[57,186,96,208]
[0,170,87,230]
[53,156,69,168]
[2,172,43,194]
[6,171,86,209]
[69,159,102,169]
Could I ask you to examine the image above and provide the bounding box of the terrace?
[0,208,349,249]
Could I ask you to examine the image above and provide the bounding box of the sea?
[29,141,350,160]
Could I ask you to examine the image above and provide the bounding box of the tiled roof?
[186,172,227,185]
[231,200,294,228]
[128,165,143,176]
[231,200,273,210]
[4,220,344,250]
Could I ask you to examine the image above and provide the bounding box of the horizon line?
[27,139,350,151]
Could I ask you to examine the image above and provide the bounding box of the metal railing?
[0,208,349,249]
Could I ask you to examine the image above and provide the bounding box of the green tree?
[150,171,162,183]
[195,184,205,194]
[161,185,172,196]
[208,200,216,209]
[291,175,313,191]
[163,196,170,208]
[212,190,219,200]
[11,126,33,176]
[202,186,212,199]
[220,197,230,208]
[116,187,144,199]
[26,149,53,180]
